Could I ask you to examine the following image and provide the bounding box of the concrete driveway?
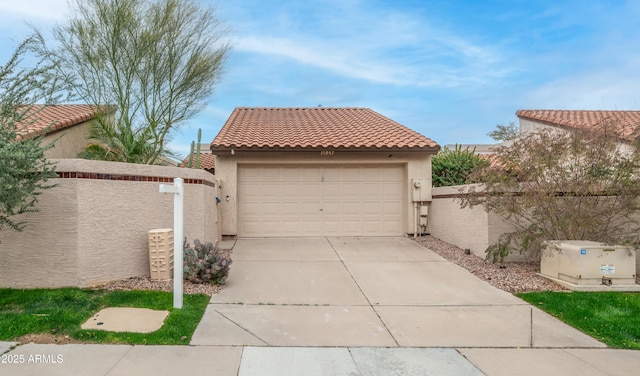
[192,237,602,349]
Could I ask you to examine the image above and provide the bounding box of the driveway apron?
[191,237,603,349]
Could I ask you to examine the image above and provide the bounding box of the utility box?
[148,228,174,281]
[541,240,636,286]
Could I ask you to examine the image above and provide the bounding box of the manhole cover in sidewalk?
[81,307,169,333]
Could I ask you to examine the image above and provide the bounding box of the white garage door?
[237,164,405,237]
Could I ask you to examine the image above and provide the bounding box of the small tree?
[0,37,66,232]
[41,0,230,164]
[432,145,490,187]
[488,121,519,142]
[462,119,640,262]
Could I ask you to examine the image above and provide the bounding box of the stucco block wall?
[428,185,517,259]
[215,151,432,236]
[0,159,219,288]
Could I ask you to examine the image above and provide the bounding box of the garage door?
[237,164,405,237]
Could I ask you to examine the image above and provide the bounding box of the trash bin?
[148,228,174,281]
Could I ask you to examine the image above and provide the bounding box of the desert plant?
[183,239,232,284]
[41,0,230,164]
[0,36,68,233]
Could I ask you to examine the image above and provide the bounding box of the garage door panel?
[301,182,322,197]
[280,183,301,200]
[238,182,262,200]
[279,166,301,181]
[322,167,343,181]
[261,167,281,180]
[300,167,323,181]
[238,166,261,181]
[360,166,383,180]
[261,202,281,217]
[281,202,300,215]
[382,182,404,196]
[340,182,362,197]
[260,183,283,199]
[342,202,361,215]
[238,164,404,237]
[379,166,404,181]
[363,205,383,217]
[322,182,341,198]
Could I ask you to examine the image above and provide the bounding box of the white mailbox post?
[159,178,184,309]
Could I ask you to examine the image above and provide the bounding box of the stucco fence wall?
[429,185,640,274]
[0,159,220,288]
[428,185,517,260]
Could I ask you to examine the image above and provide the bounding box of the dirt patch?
[16,333,83,345]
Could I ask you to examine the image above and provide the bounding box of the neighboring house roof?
[516,110,640,142]
[180,151,216,170]
[211,107,440,152]
[15,104,103,141]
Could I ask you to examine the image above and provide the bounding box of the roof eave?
[210,145,440,154]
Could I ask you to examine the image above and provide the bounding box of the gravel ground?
[414,235,567,293]
[93,276,223,295]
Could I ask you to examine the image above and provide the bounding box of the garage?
[211,107,440,237]
[237,164,405,237]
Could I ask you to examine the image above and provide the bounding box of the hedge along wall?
[0,159,220,288]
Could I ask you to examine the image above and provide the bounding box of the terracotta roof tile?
[211,107,439,152]
[516,110,640,141]
[180,152,216,170]
[14,104,106,141]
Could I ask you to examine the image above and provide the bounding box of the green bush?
[432,145,490,187]
[183,239,232,284]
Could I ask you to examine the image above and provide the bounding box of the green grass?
[517,291,640,349]
[0,288,210,345]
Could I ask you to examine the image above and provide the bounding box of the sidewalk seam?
[103,345,134,376]
[215,310,269,346]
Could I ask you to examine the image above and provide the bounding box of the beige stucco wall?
[42,120,92,159]
[0,159,219,288]
[215,150,433,236]
[428,185,517,259]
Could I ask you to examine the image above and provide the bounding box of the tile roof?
[211,107,439,152]
[14,104,104,141]
[516,110,640,141]
[180,151,216,170]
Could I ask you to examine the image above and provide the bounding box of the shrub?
[183,239,232,284]
[432,145,490,187]
[462,119,640,262]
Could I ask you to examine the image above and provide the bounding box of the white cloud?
[235,33,506,89]
[226,0,510,90]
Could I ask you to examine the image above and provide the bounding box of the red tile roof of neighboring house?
[516,110,640,141]
[14,104,104,141]
[180,152,216,170]
[211,107,440,152]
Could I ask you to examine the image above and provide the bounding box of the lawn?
[517,291,640,350]
[0,288,210,345]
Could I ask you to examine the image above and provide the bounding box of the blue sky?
[1,0,640,158]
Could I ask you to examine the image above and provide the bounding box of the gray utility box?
[541,240,636,286]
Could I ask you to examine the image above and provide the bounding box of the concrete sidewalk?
[3,343,640,375]
[2,237,639,375]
